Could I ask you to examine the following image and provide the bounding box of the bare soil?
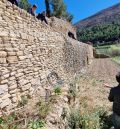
[87,58,120,85]
[77,58,120,110]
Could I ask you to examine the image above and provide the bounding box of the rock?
[0,84,8,95]
[17,51,24,56]
[9,84,17,90]
[7,52,16,56]
[1,93,11,100]
[0,98,11,108]
[0,51,7,57]
[7,56,18,63]
[18,56,27,60]
[21,83,31,91]
[0,58,6,63]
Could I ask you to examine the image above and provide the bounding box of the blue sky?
[29,0,120,23]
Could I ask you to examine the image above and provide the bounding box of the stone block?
[7,52,16,56]
[19,79,29,86]
[0,58,6,63]
[9,89,17,94]
[1,93,11,100]
[9,84,17,90]
[7,56,18,63]
[0,98,11,108]
[0,84,8,95]
[21,83,31,91]
[0,51,7,57]
[1,73,9,79]
[18,56,26,60]
[0,79,8,84]
[17,51,24,56]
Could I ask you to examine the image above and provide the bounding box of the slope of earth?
[87,58,120,85]
[74,3,120,29]
[77,58,120,110]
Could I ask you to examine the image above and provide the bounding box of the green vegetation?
[0,92,62,129]
[54,86,62,95]
[95,44,120,57]
[37,99,51,119]
[50,0,73,22]
[112,56,120,65]
[77,21,120,45]
[28,119,45,129]
[18,95,29,107]
[68,107,113,129]
[18,0,73,22]
[0,112,45,129]
[0,112,22,129]
[18,0,31,11]
[67,83,77,104]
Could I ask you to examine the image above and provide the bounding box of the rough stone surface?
[0,0,93,111]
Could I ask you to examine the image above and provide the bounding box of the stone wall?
[48,17,77,38]
[0,0,93,112]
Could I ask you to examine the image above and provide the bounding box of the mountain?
[74,3,120,30]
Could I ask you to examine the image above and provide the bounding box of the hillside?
[75,3,120,29]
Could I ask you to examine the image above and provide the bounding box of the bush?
[28,119,45,129]
[37,100,51,119]
[18,95,29,107]
[109,48,120,57]
[67,83,77,104]
[67,109,82,129]
[67,107,113,129]
[0,112,20,129]
[54,86,61,95]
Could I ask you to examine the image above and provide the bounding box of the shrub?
[37,100,51,119]
[28,119,45,129]
[61,107,68,119]
[109,48,120,57]
[67,107,113,129]
[54,86,61,95]
[67,83,77,104]
[18,95,28,107]
[0,113,20,129]
[67,109,81,129]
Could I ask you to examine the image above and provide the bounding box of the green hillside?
[77,21,120,45]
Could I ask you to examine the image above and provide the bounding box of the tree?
[51,0,73,22]
[77,21,120,45]
[18,0,31,11]
[45,0,51,17]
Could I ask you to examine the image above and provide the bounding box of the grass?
[67,75,114,129]
[112,56,120,65]
[67,107,113,129]
[95,44,120,57]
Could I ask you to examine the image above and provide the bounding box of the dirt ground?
[87,58,120,85]
[77,58,120,111]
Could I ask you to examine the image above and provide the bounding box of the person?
[36,11,48,24]
[28,5,37,16]
[8,0,18,6]
[68,31,76,40]
[108,72,120,129]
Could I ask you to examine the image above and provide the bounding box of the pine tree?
[18,0,31,11]
[51,0,73,22]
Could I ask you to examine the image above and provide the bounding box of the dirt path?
[87,58,120,85]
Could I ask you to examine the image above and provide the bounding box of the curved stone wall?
[0,0,93,112]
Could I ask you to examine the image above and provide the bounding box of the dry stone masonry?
[0,0,93,113]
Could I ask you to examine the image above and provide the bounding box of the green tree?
[18,0,31,11]
[45,0,51,17]
[77,21,120,45]
[51,0,73,22]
